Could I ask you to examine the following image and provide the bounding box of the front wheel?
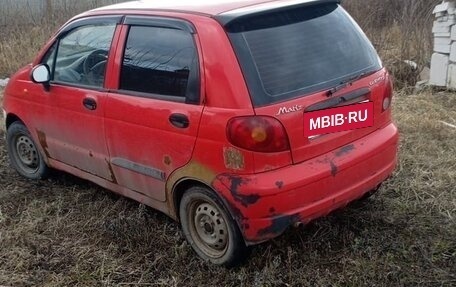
[179,186,249,267]
[6,122,49,179]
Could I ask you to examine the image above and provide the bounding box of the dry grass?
[0,90,455,286]
[0,0,124,78]
[0,0,441,86]
[0,0,455,286]
[344,0,439,89]
[0,25,54,78]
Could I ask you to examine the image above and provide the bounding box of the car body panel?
[3,66,113,179]
[212,123,398,244]
[33,84,111,179]
[101,23,204,202]
[255,69,392,164]
[3,0,399,247]
[104,92,204,201]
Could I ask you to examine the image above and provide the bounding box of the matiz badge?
[276,105,303,116]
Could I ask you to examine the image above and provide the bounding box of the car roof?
[92,0,332,17]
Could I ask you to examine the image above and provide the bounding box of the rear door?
[224,3,389,163]
[104,17,203,201]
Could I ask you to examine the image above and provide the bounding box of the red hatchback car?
[3,0,398,266]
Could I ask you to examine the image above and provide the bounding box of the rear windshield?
[225,3,382,107]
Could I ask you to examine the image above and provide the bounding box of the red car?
[2,0,398,266]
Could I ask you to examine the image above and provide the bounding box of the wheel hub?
[203,222,214,233]
[15,135,39,168]
[194,203,228,251]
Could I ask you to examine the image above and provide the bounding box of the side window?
[52,24,116,88]
[120,26,198,100]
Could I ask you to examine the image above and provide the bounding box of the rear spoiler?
[215,0,341,26]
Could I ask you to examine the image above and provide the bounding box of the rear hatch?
[220,1,391,164]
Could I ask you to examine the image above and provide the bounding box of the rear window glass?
[226,4,382,106]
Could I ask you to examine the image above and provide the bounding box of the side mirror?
[31,64,51,90]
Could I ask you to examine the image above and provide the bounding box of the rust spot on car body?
[166,161,217,219]
[315,156,339,177]
[227,204,246,220]
[275,181,284,189]
[257,214,300,239]
[168,161,217,187]
[335,144,355,157]
[223,147,245,170]
[106,159,117,184]
[36,130,50,158]
[163,155,172,166]
[229,175,260,207]
[330,160,338,177]
[217,174,260,207]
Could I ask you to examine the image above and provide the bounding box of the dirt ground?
[0,90,455,286]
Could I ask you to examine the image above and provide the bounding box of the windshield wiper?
[326,71,375,97]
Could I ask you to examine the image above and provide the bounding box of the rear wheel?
[179,186,249,267]
[6,122,49,179]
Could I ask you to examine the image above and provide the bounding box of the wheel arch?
[5,113,24,129]
[171,178,244,234]
[5,119,50,179]
[5,115,50,167]
[172,178,212,221]
[174,177,250,266]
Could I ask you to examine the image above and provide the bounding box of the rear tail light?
[382,75,393,111]
[227,116,290,153]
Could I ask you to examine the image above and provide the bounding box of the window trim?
[50,81,108,93]
[57,15,123,38]
[117,17,201,105]
[111,89,186,104]
[40,41,58,80]
[123,16,196,34]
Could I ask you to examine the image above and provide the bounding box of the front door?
[34,18,120,180]
[104,18,203,201]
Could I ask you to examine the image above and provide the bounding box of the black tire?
[6,122,49,179]
[179,186,249,267]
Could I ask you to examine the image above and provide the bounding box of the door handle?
[83,98,97,110]
[169,113,189,129]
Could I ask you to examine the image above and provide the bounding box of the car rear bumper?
[212,123,399,245]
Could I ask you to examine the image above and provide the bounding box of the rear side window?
[225,4,382,106]
[120,26,198,100]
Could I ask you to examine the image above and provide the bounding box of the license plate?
[304,102,374,137]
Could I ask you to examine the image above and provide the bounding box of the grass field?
[0,0,455,286]
[0,88,455,286]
